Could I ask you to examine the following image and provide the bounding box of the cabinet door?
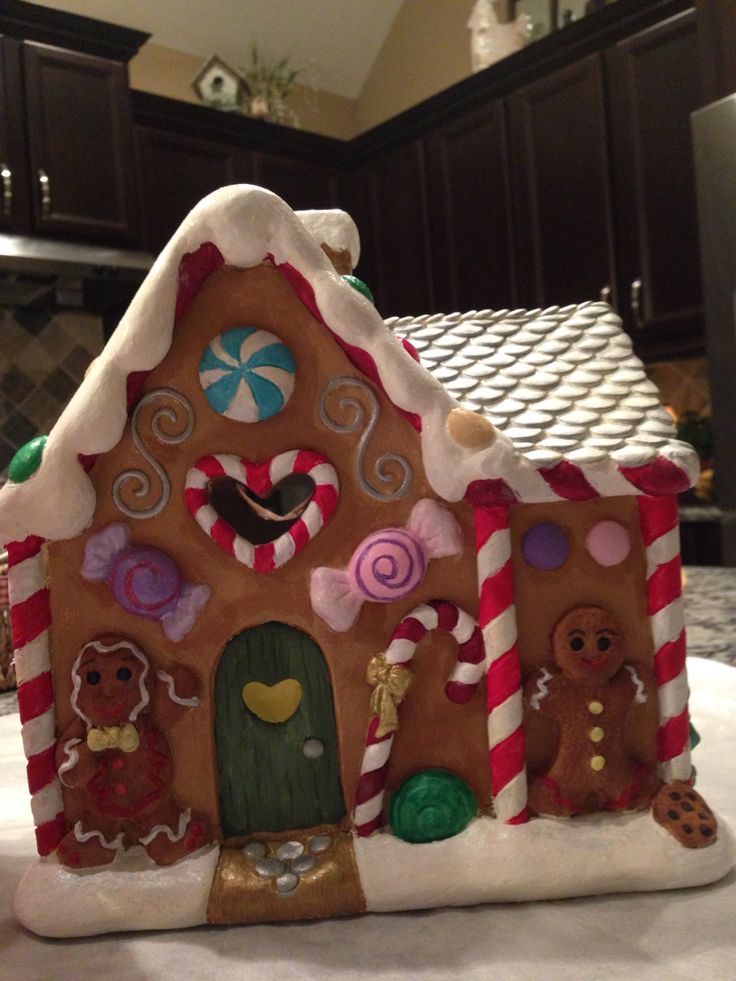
[362,141,434,317]
[508,55,615,310]
[0,37,27,232]
[135,127,253,253]
[22,42,137,240]
[427,101,514,313]
[606,10,706,355]
[252,152,341,211]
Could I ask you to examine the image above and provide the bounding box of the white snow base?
[13,813,734,936]
[355,811,736,912]
[14,844,220,938]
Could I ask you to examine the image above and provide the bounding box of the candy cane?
[353,599,483,837]
[7,535,66,856]
[637,495,691,782]
[476,505,529,825]
[185,449,339,575]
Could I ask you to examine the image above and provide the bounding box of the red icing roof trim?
[270,255,423,433]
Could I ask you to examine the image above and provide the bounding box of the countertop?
[0,569,735,980]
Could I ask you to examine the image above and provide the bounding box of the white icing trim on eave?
[0,185,468,543]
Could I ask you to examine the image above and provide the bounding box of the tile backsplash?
[0,305,104,480]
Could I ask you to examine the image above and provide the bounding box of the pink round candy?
[109,546,183,619]
[585,520,631,567]
[348,529,427,603]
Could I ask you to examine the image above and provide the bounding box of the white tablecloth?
[1,657,734,981]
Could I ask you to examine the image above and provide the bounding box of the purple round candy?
[522,522,570,571]
[109,546,183,619]
[348,529,427,602]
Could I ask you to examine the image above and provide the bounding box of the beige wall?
[356,0,473,133]
[130,3,479,139]
[130,42,359,141]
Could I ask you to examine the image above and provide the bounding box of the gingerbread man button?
[524,605,661,817]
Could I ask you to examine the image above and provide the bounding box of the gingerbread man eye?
[116,667,133,682]
[597,636,612,652]
[86,670,101,685]
[570,636,585,652]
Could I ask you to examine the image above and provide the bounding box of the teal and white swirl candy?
[199,327,296,422]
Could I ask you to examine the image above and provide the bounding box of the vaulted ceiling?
[28,0,407,99]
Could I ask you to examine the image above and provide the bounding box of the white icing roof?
[296,209,360,267]
[0,185,698,546]
[387,306,688,470]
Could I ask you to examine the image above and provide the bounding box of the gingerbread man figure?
[524,606,660,817]
[55,635,209,869]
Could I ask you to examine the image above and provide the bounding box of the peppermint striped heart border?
[184,450,339,575]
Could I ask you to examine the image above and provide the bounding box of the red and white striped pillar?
[7,535,65,856]
[637,495,692,782]
[475,505,529,824]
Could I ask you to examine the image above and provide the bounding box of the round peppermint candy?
[199,327,296,422]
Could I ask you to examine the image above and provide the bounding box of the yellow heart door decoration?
[242,679,303,724]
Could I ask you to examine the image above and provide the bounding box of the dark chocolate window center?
[208,474,316,545]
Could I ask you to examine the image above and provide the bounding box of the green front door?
[215,622,346,838]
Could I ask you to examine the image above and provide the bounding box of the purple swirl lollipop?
[349,530,427,602]
[81,523,211,642]
[109,546,182,618]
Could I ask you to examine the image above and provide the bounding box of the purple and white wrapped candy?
[310,499,463,633]
[81,523,211,642]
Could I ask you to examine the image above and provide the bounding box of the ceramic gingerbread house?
[0,185,732,937]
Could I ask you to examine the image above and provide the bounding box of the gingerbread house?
[0,185,731,937]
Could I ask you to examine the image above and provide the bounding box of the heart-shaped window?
[185,450,339,574]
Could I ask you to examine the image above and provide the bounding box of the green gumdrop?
[389,768,477,844]
[342,275,374,304]
[8,435,48,483]
[689,722,701,750]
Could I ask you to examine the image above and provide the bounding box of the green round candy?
[8,435,48,483]
[342,275,374,304]
[389,769,477,844]
[689,722,701,750]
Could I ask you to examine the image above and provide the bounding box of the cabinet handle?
[630,277,645,329]
[38,169,51,219]
[600,285,611,304]
[0,162,11,218]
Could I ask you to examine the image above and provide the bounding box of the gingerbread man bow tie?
[87,723,140,753]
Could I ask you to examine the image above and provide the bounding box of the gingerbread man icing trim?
[525,605,660,818]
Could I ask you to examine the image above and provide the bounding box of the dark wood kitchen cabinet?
[135,126,253,253]
[252,152,341,211]
[22,41,138,240]
[362,141,434,317]
[0,37,26,231]
[606,9,707,357]
[426,101,515,313]
[508,55,616,312]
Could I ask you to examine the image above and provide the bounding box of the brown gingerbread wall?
[48,263,490,839]
[510,497,660,774]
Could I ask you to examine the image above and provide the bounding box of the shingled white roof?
[387,306,686,471]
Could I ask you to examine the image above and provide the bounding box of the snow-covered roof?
[387,307,685,470]
[0,185,698,546]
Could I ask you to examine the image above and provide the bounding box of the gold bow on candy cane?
[367,653,413,738]
[87,723,140,753]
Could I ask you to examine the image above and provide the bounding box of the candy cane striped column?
[7,535,65,856]
[475,506,529,825]
[354,600,484,837]
[637,495,691,782]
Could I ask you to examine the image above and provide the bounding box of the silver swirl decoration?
[318,376,412,502]
[112,387,195,519]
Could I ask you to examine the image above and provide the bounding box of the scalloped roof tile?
[386,303,690,470]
